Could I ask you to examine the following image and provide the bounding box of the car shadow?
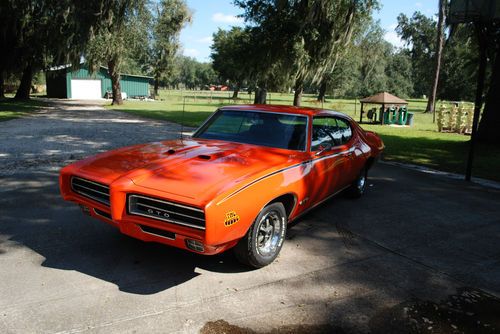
[0,171,253,295]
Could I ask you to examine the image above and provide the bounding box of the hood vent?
[197,154,211,160]
[166,149,176,155]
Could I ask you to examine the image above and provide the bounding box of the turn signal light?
[185,239,204,252]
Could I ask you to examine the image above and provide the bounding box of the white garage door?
[71,79,102,99]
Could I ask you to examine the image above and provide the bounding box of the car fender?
[204,164,306,246]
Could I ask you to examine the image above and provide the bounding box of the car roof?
[218,104,351,119]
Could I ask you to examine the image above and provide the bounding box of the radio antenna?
[180,96,186,140]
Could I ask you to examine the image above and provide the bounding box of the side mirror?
[314,142,333,156]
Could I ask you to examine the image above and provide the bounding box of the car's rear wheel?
[347,166,367,198]
[234,203,287,268]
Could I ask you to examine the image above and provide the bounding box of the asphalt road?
[1,100,500,333]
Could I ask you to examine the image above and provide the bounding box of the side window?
[334,118,352,145]
[311,117,336,151]
[311,116,352,151]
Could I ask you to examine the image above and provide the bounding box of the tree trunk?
[232,83,240,99]
[0,69,5,99]
[425,0,446,113]
[253,87,267,104]
[154,75,159,98]
[14,64,33,100]
[108,59,123,105]
[477,41,500,143]
[293,80,303,107]
[317,81,327,102]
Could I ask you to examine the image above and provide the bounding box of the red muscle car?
[60,105,384,267]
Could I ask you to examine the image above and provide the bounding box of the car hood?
[76,138,303,201]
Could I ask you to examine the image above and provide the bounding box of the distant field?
[90,89,500,182]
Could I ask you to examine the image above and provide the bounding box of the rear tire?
[347,167,367,198]
[234,203,287,268]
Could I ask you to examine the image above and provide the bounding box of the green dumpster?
[406,112,414,126]
[397,106,408,125]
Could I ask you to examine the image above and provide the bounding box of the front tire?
[234,203,287,268]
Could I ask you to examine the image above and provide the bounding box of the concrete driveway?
[1,100,499,333]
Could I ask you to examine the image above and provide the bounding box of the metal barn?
[46,66,151,99]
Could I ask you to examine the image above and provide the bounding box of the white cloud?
[184,48,200,57]
[212,12,243,24]
[196,36,213,44]
[384,31,404,48]
[415,2,422,7]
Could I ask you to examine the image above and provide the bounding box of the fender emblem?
[224,211,240,227]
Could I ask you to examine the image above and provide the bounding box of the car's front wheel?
[234,202,287,268]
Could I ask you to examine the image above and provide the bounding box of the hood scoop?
[165,149,176,155]
[197,154,212,160]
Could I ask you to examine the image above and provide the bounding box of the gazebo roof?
[360,92,408,105]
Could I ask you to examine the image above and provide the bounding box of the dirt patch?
[369,287,500,333]
[200,320,344,334]
[201,288,500,334]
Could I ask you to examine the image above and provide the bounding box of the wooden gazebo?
[359,92,408,125]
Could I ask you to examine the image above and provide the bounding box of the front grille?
[71,177,110,206]
[128,194,205,230]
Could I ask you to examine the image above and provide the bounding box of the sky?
[179,0,439,62]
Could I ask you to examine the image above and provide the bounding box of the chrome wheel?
[357,173,366,192]
[347,167,368,198]
[256,211,283,256]
[234,202,287,268]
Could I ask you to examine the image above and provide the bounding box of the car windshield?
[193,109,308,151]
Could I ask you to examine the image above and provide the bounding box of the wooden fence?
[437,102,474,134]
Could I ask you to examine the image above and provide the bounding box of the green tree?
[326,20,413,100]
[235,0,378,106]
[211,27,253,98]
[0,0,104,99]
[150,0,191,96]
[195,62,218,88]
[86,0,149,105]
[438,24,478,101]
[396,12,437,98]
[356,22,391,97]
[386,50,414,98]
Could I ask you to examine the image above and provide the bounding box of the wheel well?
[269,194,296,219]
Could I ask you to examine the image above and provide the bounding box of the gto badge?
[147,208,170,218]
[224,211,240,227]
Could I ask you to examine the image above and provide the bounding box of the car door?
[305,116,355,205]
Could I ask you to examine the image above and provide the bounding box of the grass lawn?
[108,90,497,182]
[0,97,48,121]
